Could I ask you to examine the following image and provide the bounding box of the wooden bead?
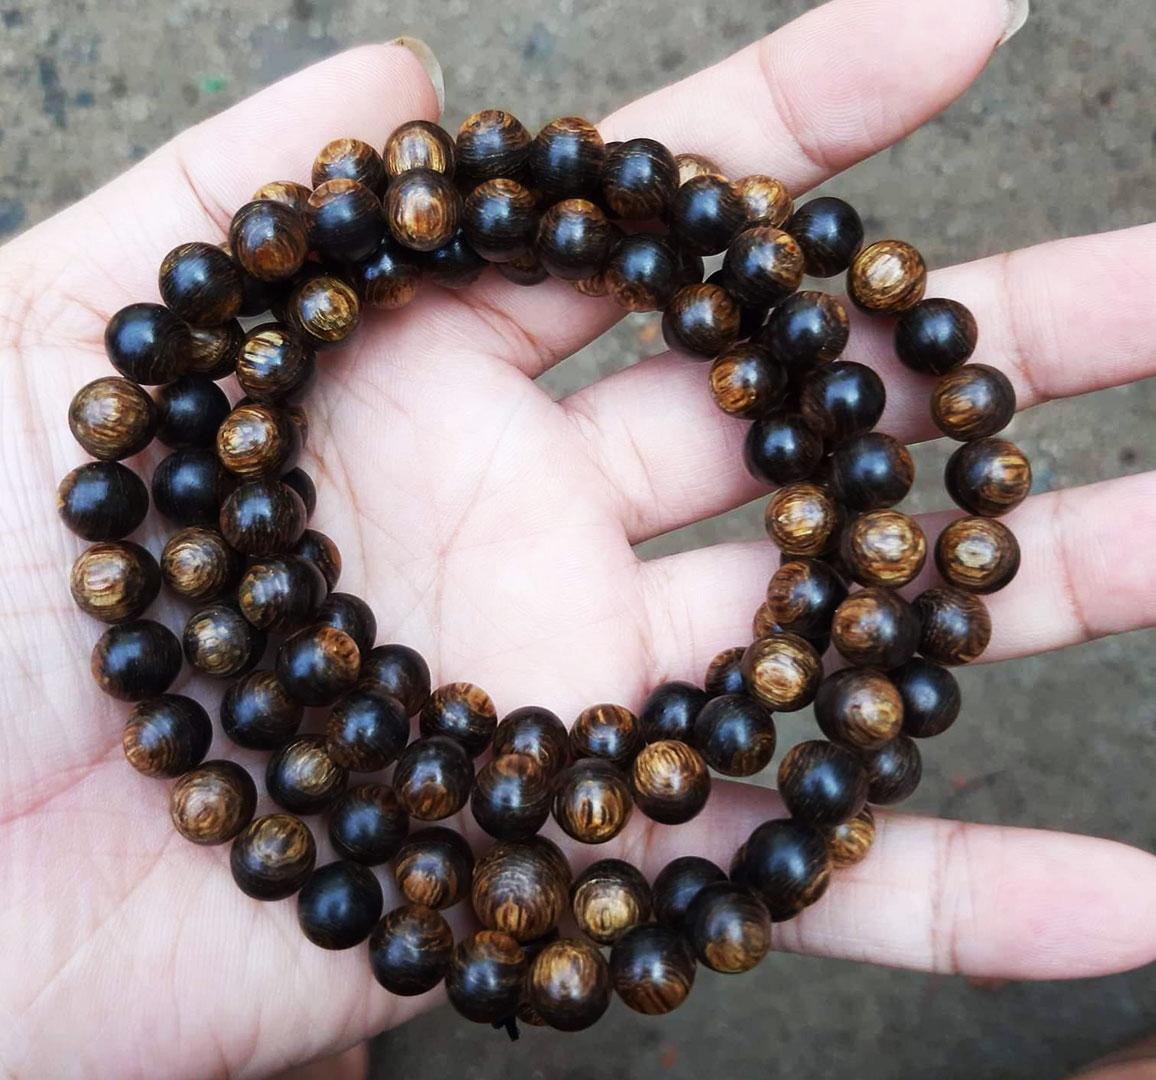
[673,153,723,184]
[530,116,605,199]
[237,323,315,402]
[840,509,928,589]
[895,298,978,375]
[471,753,552,841]
[526,939,612,1031]
[297,860,383,949]
[553,757,633,844]
[152,448,234,527]
[741,633,823,712]
[913,585,992,666]
[237,554,326,632]
[216,402,299,480]
[935,516,1021,594]
[847,239,927,314]
[535,198,613,281]
[743,412,824,486]
[446,931,526,1023]
[421,229,487,289]
[58,461,149,541]
[122,694,211,777]
[154,374,230,450]
[104,302,191,385]
[686,881,772,974]
[395,826,475,909]
[394,735,474,821]
[786,197,863,277]
[703,645,746,697]
[182,601,265,679]
[266,734,347,815]
[828,806,876,868]
[753,600,782,639]
[829,431,915,511]
[931,363,1017,442]
[228,200,309,282]
[671,174,746,255]
[764,481,841,557]
[221,668,303,749]
[570,703,643,769]
[733,174,793,228]
[159,241,243,326]
[472,836,571,942]
[385,168,462,253]
[730,818,831,921]
[692,693,776,776]
[351,234,423,309]
[892,657,960,738]
[605,234,679,311]
[91,619,181,701]
[758,291,849,372]
[70,540,160,623]
[251,180,312,214]
[293,528,342,592]
[609,924,696,1015]
[766,558,847,639]
[283,466,316,517]
[708,342,787,418]
[186,319,243,379]
[831,587,919,668]
[571,859,651,946]
[419,681,497,758]
[461,178,537,262]
[230,812,316,901]
[170,759,257,845]
[312,137,385,193]
[456,109,532,183]
[777,739,869,827]
[860,735,922,805]
[652,856,727,930]
[661,282,740,358]
[307,179,384,262]
[219,478,306,556]
[630,739,710,824]
[814,667,903,750]
[328,782,409,865]
[601,138,678,219]
[360,643,431,716]
[288,273,361,345]
[799,360,886,443]
[68,376,156,460]
[369,903,454,996]
[316,592,375,655]
[722,225,805,308]
[945,437,1032,517]
[385,119,456,178]
[640,681,708,744]
[492,705,569,777]
[325,688,408,771]
[276,624,360,707]
[498,250,549,286]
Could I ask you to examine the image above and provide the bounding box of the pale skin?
[2,0,1156,1076]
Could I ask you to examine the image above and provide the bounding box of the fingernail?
[998,0,1029,45]
[390,36,445,116]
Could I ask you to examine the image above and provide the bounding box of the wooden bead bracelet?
[58,109,1030,1035]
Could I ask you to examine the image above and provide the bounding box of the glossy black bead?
[91,619,182,702]
[685,880,772,974]
[530,116,605,200]
[743,412,824,486]
[707,342,787,419]
[282,467,317,519]
[777,740,869,827]
[892,657,961,738]
[757,291,850,372]
[786,197,864,277]
[536,199,613,281]
[661,283,741,359]
[292,528,341,591]
[266,734,348,815]
[182,601,265,679]
[316,592,375,656]
[360,643,432,717]
[123,694,213,777]
[237,554,327,633]
[609,923,696,1016]
[58,461,149,541]
[704,646,746,697]
[799,361,886,443]
[671,175,746,255]
[492,706,570,777]
[604,234,680,312]
[652,856,728,931]
[221,669,304,749]
[470,753,553,841]
[446,930,527,1024]
[393,735,474,821]
[462,178,537,262]
[600,138,679,220]
[325,688,409,772]
[456,109,532,184]
[828,432,914,511]
[229,813,317,901]
[154,374,230,450]
[152,448,234,526]
[766,558,848,639]
[159,241,244,326]
[730,818,831,921]
[691,693,777,777]
[307,179,385,262]
[369,904,454,996]
[296,860,383,949]
[352,234,423,310]
[640,681,709,744]
[237,322,316,403]
[104,302,190,385]
[721,226,805,308]
[218,478,306,556]
[894,298,978,375]
[422,229,487,289]
[328,782,410,865]
[276,625,361,707]
[861,735,923,805]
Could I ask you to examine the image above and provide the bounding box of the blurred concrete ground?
[3,1,1155,1077]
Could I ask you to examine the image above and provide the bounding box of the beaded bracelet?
[58,109,1031,1036]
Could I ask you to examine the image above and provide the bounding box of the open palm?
[3,1,1156,1076]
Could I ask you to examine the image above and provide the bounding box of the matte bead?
[766,558,847,639]
[605,233,680,311]
[571,859,652,946]
[731,818,831,921]
[471,753,552,841]
[152,448,234,527]
[329,782,409,865]
[91,619,181,701]
[472,836,571,943]
[456,109,532,183]
[307,179,384,262]
[692,693,777,777]
[764,481,842,557]
[945,437,1032,517]
[237,323,315,402]
[733,174,793,228]
[722,225,805,308]
[526,938,612,1031]
[671,174,746,255]
[892,657,960,738]
[799,361,886,443]
[913,585,992,665]
[757,291,850,372]
[297,860,383,949]
[786,196,864,276]
[610,924,696,1015]
[741,632,823,711]
[293,529,342,592]
[536,198,613,280]
[419,681,497,758]
[530,116,605,199]
[68,376,156,460]
[288,273,361,345]
[325,688,408,771]
[931,363,1017,442]
[104,302,191,385]
[421,229,487,288]
[708,342,787,418]
[829,431,915,511]
[847,240,927,314]
[394,735,474,821]
[553,757,633,844]
[631,739,710,824]
[828,806,876,868]
[386,168,462,253]
[219,478,307,556]
[831,587,919,668]
[360,643,432,716]
[385,119,456,178]
[861,735,922,804]
[122,694,212,777]
[230,813,316,900]
[182,601,264,679]
[491,705,569,777]
[221,668,303,749]
[570,703,643,769]
[228,200,309,282]
[169,759,257,845]
[266,734,348,815]
[352,234,423,309]
[186,319,243,380]
[276,624,360,707]
[815,667,903,749]
[743,412,824,486]
[159,241,243,326]
[216,402,299,480]
[251,180,312,214]
[312,137,385,193]
[237,554,326,632]
[895,298,978,375]
[316,592,375,656]
[777,739,869,826]
[282,467,317,518]
[703,646,746,697]
[369,904,454,996]
[395,826,475,909]
[462,177,537,262]
[154,374,230,450]
[685,881,772,974]
[652,856,727,930]
[841,508,928,589]
[58,461,149,541]
[661,282,740,358]
[70,540,160,623]
[600,137,678,219]
[640,681,708,744]
[446,931,526,1024]
[935,516,1021,594]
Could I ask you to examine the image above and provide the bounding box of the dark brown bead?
[457,109,532,184]
[159,241,243,326]
[492,705,569,777]
[913,585,992,665]
[895,298,978,375]
[536,198,612,281]
[461,178,537,262]
[847,240,927,314]
[70,540,160,623]
[419,681,497,758]
[828,806,876,868]
[446,931,526,1024]
[571,859,651,946]
[945,437,1033,517]
[731,818,831,921]
[68,377,156,461]
[766,558,847,639]
[276,624,360,707]
[221,668,303,749]
[570,703,643,769]
[237,554,326,632]
[385,119,456,178]
[307,179,384,262]
[722,226,805,308]
[553,757,633,844]
[266,734,347,815]
[497,249,549,286]
[185,319,243,380]
[640,682,708,744]
[734,174,793,228]
[526,938,611,1031]
[841,509,927,589]
[395,826,474,909]
[530,116,605,199]
[122,694,211,777]
[297,860,383,950]
[237,323,315,402]
[630,739,710,824]
[91,619,181,701]
[860,735,923,805]
[251,180,312,214]
[58,461,149,541]
[385,168,462,253]
[421,229,487,288]
[182,601,264,678]
[675,153,724,184]
[829,431,915,512]
[777,739,869,827]
[764,482,842,557]
[601,138,678,220]
[935,516,1021,594]
[786,197,864,277]
[605,234,679,312]
[292,528,342,592]
[312,137,385,193]
[170,759,257,845]
[230,812,316,900]
[708,342,787,418]
[757,290,849,372]
[692,693,777,777]
[704,645,746,697]
[686,881,772,974]
[325,688,407,771]
[741,633,822,712]
[471,753,552,841]
[892,657,960,738]
[610,924,696,1015]
[351,234,423,309]
[753,600,783,639]
[228,200,309,282]
[104,302,191,385]
[652,856,727,930]
[831,587,920,668]
[219,478,306,556]
[661,282,741,358]
[288,273,361,345]
[743,412,824,486]
[671,174,746,255]
[815,667,903,750]
[799,360,886,443]
[360,643,431,716]
[216,402,299,480]
[151,449,235,527]
[369,904,454,996]
[931,363,1016,442]
[329,782,409,865]
[394,735,474,821]
[316,592,375,656]
[472,836,571,943]
[154,374,230,450]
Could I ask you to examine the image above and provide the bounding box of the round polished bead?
[703,645,746,697]
[848,239,927,314]
[154,374,230,451]
[292,529,341,592]
[152,449,234,527]
[471,753,552,841]
[553,757,633,844]
[708,342,787,418]
[758,291,850,372]
[457,109,532,183]
[186,319,243,379]
[731,818,831,921]
[237,323,315,402]
[536,198,613,281]
[395,826,475,909]
[530,116,605,199]
[182,602,264,679]
[276,624,360,707]
[829,431,915,511]
[325,688,408,771]
[58,461,149,541]
[329,782,409,865]
[316,591,375,655]
[799,361,886,443]
[935,516,1021,594]
[419,681,497,758]
[385,119,456,178]
[104,302,191,385]
[652,856,727,930]
[722,225,805,308]
[68,376,156,461]
[766,558,847,639]
[861,735,923,804]
[462,177,537,262]
[369,904,454,996]
[360,643,431,717]
[122,694,212,777]
[251,180,312,213]
[631,740,711,825]
[525,938,611,1032]
[661,282,741,358]
[498,250,549,286]
[282,465,315,515]
[351,234,423,309]
[841,509,928,589]
[237,554,326,632]
[753,600,782,639]
[743,412,824,487]
[385,168,462,253]
[828,806,876,868]
[741,632,823,711]
[312,137,385,192]
[91,619,181,701]
[604,234,679,311]
[229,200,309,282]
[692,693,777,777]
[221,668,303,749]
[945,437,1032,517]
[764,481,842,557]
[777,739,869,827]
[70,540,160,624]
[307,179,384,262]
[297,860,383,949]
[472,836,571,943]
[931,363,1016,441]
[671,174,746,255]
[570,703,643,769]
[610,924,696,1015]
[831,587,919,668]
[492,705,569,777]
[446,931,526,1024]
[266,734,347,815]
[394,735,474,821]
[913,585,992,665]
[219,478,306,556]
[288,273,361,345]
[216,402,299,480]
[230,812,316,901]
[686,881,772,974]
[733,174,792,228]
[892,657,960,738]
[815,667,903,750]
[159,241,243,326]
[421,228,487,288]
[640,681,708,744]
[895,297,978,375]
[571,859,651,946]
[600,138,678,219]
[170,760,257,845]
[786,197,864,277]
